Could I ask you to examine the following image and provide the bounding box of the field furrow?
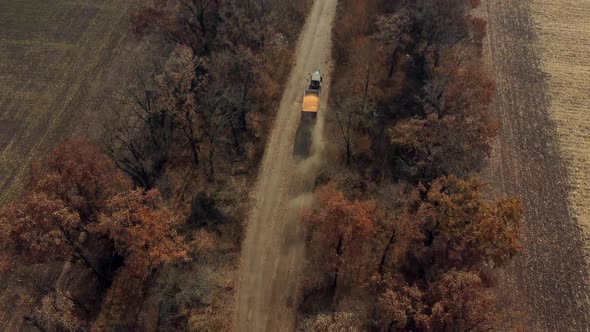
[0,0,138,202]
[531,0,590,272]
[482,0,590,330]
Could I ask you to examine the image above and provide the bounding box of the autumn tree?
[298,312,361,332]
[157,45,247,178]
[316,0,522,330]
[0,140,130,284]
[426,270,499,332]
[305,183,377,296]
[374,274,429,331]
[379,176,521,277]
[95,188,189,279]
[332,0,378,66]
[375,7,412,78]
[372,177,521,331]
[376,186,424,277]
[32,291,85,332]
[209,46,270,132]
[85,189,190,331]
[374,270,501,332]
[417,0,483,67]
[422,175,521,270]
[390,62,498,181]
[330,34,379,166]
[30,140,130,219]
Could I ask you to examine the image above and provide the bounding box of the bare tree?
[375,7,411,78]
[332,96,373,165]
[155,45,208,167]
[202,90,242,179]
[105,69,173,189]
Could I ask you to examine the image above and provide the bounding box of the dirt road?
[482,1,590,330]
[236,0,337,331]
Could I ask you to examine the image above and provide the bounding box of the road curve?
[235,0,337,331]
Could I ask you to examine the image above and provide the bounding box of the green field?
[0,0,138,201]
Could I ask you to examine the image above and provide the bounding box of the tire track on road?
[236,1,337,331]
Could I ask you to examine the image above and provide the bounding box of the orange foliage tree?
[0,140,190,285]
[382,176,521,275]
[426,270,499,332]
[305,183,377,296]
[422,175,521,270]
[95,189,189,280]
[0,140,130,284]
[373,176,522,331]
[89,189,190,330]
[375,270,501,331]
[390,62,498,180]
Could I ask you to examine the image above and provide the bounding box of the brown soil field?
[531,0,590,279]
[235,0,337,330]
[0,0,141,202]
[0,1,145,329]
[482,0,590,330]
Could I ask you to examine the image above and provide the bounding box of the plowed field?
[482,1,590,330]
[0,0,139,202]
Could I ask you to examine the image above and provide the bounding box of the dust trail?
[235,0,338,331]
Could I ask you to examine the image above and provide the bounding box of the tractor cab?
[308,70,322,91]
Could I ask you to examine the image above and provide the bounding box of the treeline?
[113,0,311,187]
[0,142,188,330]
[299,0,523,331]
[0,0,310,330]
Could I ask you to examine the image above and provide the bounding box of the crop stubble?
[0,0,138,202]
[531,0,590,276]
[482,0,590,330]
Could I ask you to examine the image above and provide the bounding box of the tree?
[34,291,85,332]
[155,45,208,168]
[417,0,481,67]
[390,63,498,180]
[89,189,190,330]
[375,7,412,78]
[131,0,220,55]
[95,189,189,279]
[423,176,521,269]
[381,176,521,275]
[427,270,499,332]
[201,99,237,179]
[331,35,377,166]
[0,140,130,285]
[305,183,377,296]
[375,275,429,332]
[332,96,372,165]
[377,186,424,277]
[218,0,277,52]
[374,270,502,332]
[106,67,173,189]
[372,177,521,331]
[298,312,361,332]
[29,140,129,220]
[422,61,495,120]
